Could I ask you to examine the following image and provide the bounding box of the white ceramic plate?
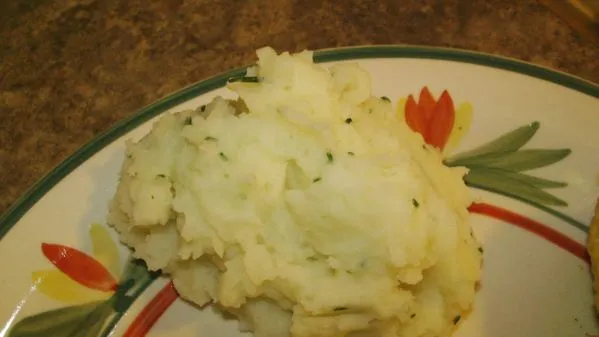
[1,46,599,337]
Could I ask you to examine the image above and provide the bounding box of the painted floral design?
[398,87,585,232]
[9,225,159,337]
[400,86,473,154]
[32,224,121,304]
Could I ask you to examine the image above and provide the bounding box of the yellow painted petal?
[90,223,122,279]
[32,270,112,304]
[444,102,473,155]
[396,98,407,121]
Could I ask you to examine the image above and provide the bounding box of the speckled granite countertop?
[0,0,598,217]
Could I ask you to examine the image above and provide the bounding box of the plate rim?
[1,44,598,241]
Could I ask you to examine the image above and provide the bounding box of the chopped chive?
[219,152,228,161]
[333,307,348,311]
[381,96,391,102]
[307,256,317,261]
[478,247,484,253]
[205,136,217,141]
[184,116,192,125]
[347,151,355,156]
[453,315,461,325]
[410,314,416,319]
[200,105,206,112]
[313,177,322,183]
[412,199,420,208]
[228,76,261,83]
[326,152,334,163]
[157,174,166,178]
[344,118,353,124]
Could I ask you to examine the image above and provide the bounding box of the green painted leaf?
[119,259,157,291]
[68,302,113,337]
[477,168,568,188]
[446,122,540,164]
[464,168,567,206]
[8,300,113,337]
[119,258,155,284]
[448,149,571,172]
[100,266,159,337]
[112,258,158,313]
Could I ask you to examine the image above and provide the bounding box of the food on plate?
[108,47,482,337]
[587,199,599,312]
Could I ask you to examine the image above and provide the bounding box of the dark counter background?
[1,0,598,216]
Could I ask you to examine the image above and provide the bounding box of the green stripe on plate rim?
[1,45,598,241]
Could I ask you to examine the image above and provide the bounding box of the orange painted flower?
[398,86,472,154]
[12,224,164,337]
[32,224,122,304]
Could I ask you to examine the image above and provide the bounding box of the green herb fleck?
[157,174,166,178]
[313,177,322,183]
[453,315,461,325]
[200,105,206,112]
[347,151,355,156]
[228,76,261,83]
[412,199,420,208]
[184,116,192,125]
[344,118,353,124]
[205,136,217,141]
[410,314,416,319]
[307,256,317,261]
[219,152,229,161]
[381,96,391,102]
[326,152,334,163]
[478,247,484,253]
[333,307,348,311]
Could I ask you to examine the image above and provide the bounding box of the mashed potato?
[108,47,482,337]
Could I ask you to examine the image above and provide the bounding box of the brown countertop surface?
[1,0,598,218]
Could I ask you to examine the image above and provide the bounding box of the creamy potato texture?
[109,47,482,337]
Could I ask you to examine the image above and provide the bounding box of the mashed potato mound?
[108,47,482,337]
